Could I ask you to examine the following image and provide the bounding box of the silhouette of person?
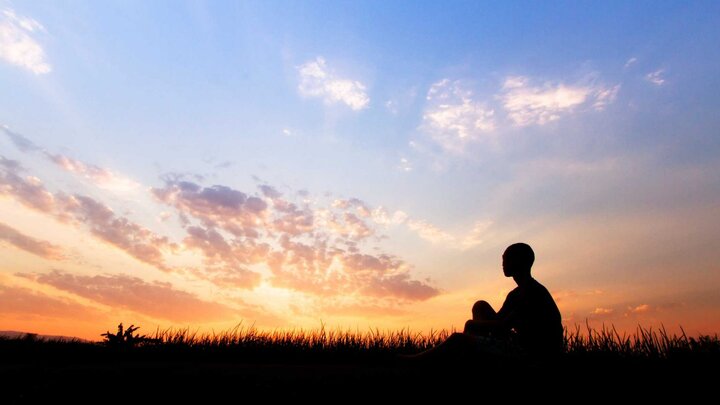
[407,243,563,360]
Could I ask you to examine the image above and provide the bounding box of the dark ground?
[1,338,718,403]
[2,357,717,403]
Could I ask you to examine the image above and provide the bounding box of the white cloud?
[297,57,369,110]
[629,304,651,314]
[282,128,293,136]
[624,57,638,68]
[422,79,495,151]
[591,307,614,316]
[592,84,621,111]
[398,157,412,172]
[500,76,593,126]
[645,69,665,86]
[460,220,492,250]
[371,206,408,226]
[46,153,140,193]
[0,8,51,74]
[406,219,455,244]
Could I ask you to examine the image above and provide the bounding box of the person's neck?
[513,274,533,286]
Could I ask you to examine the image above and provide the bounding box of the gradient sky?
[1,1,719,340]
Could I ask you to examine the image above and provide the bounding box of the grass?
[2,322,717,363]
[1,324,718,401]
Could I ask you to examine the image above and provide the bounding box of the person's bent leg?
[472,300,497,321]
[464,300,497,335]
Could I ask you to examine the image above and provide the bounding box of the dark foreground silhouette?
[407,243,562,361]
[1,325,719,402]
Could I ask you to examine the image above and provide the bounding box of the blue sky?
[1,1,720,338]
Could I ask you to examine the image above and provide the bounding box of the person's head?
[502,243,534,278]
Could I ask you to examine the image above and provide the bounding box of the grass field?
[1,323,718,402]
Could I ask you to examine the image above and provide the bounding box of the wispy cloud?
[0,284,102,319]
[0,158,174,271]
[422,79,495,151]
[590,307,614,316]
[0,221,64,260]
[406,219,455,244]
[645,69,665,86]
[3,131,442,307]
[2,126,140,192]
[627,304,651,314]
[0,8,51,74]
[22,270,238,323]
[398,157,412,172]
[419,74,619,151]
[624,57,638,68]
[297,57,369,110]
[46,154,140,192]
[1,125,42,152]
[500,76,616,126]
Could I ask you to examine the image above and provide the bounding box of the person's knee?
[472,300,494,320]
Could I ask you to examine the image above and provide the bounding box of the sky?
[1,1,720,340]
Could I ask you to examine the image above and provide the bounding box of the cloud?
[3,126,140,192]
[23,270,239,323]
[152,179,267,238]
[624,57,637,68]
[267,234,440,300]
[592,85,621,111]
[420,75,619,150]
[0,156,56,212]
[0,221,64,260]
[182,225,264,288]
[591,307,614,316]
[500,76,615,126]
[422,79,495,151]
[460,220,492,250]
[2,125,42,152]
[0,284,102,319]
[398,157,412,172]
[0,159,173,271]
[406,219,455,244]
[628,304,651,314]
[4,141,440,304]
[45,153,140,192]
[60,194,174,271]
[370,206,408,226]
[297,57,369,110]
[645,69,665,86]
[0,8,51,74]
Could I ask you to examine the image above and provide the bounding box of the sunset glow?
[2,1,719,340]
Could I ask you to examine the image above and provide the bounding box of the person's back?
[498,277,563,355]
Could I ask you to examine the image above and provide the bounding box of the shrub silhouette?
[101,323,154,348]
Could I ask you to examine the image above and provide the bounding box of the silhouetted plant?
[101,323,155,348]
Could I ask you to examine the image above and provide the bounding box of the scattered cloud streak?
[0,157,174,271]
[0,8,51,74]
[423,79,495,151]
[645,69,665,86]
[46,153,140,192]
[0,221,64,260]
[500,76,616,126]
[2,131,445,308]
[23,270,238,323]
[297,57,369,110]
[0,284,102,318]
[420,74,620,151]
